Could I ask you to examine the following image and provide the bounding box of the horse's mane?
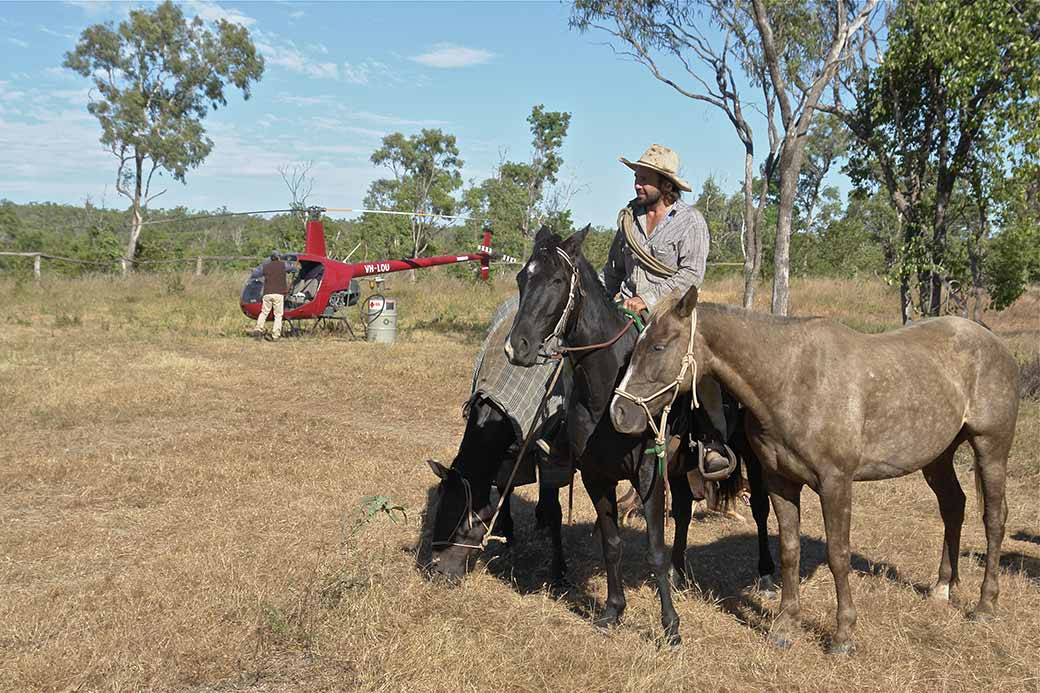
[650,288,822,324]
[650,288,685,320]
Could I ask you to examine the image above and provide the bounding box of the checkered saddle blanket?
[468,295,570,441]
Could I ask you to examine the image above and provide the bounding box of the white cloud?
[39,25,75,40]
[410,43,494,69]
[63,1,120,17]
[184,0,257,27]
[306,117,385,139]
[0,81,26,103]
[8,37,29,48]
[44,66,79,80]
[0,109,110,190]
[256,40,340,79]
[347,111,448,128]
[276,93,334,107]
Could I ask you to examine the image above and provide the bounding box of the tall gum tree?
[369,129,464,279]
[747,0,878,314]
[571,0,778,309]
[64,0,263,274]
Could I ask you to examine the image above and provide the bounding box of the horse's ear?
[676,285,699,318]
[560,224,590,257]
[534,225,553,246]
[427,459,451,480]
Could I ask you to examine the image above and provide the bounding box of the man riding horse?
[547,143,733,479]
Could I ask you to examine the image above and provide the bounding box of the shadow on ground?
[412,488,939,642]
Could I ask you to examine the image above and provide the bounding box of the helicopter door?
[286,261,325,309]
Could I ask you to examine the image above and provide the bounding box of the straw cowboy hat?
[619,144,692,192]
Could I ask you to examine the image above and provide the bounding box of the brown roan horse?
[611,286,1020,654]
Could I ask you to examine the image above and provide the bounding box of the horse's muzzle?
[505,334,537,367]
[611,397,648,435]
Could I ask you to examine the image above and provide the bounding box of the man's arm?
[641,207,709,309]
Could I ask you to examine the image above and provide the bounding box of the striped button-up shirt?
[602,199,710,310]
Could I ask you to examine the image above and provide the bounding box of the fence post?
[34,254,41,280]
[195,256,204,276]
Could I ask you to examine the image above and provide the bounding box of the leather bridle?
[613,309,700,462]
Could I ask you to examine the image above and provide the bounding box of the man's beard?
[639,188,661,206]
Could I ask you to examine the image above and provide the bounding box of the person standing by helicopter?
[254,250,291,341]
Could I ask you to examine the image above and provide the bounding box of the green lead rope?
[616,303,662,469]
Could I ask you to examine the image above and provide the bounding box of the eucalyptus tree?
[826,0,1040,320]
[571,0,776,308]
[368,129,464,276]
[64,0,264,273]
[462,105,573,262]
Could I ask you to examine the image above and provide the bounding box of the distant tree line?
[3,0,1037,320]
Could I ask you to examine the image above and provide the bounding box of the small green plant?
[358,495,407,526]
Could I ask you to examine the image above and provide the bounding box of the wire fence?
[0,251,266,279]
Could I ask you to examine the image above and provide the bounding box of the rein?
[434,355,569,553]
[614,309,700,467]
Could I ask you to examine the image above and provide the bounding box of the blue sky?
[0,0,786,229]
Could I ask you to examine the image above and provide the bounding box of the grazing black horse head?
[423,397,568,585]
[425,402,515,580]
[506,224,592,367]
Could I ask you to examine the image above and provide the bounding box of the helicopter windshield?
[241,265,266,304]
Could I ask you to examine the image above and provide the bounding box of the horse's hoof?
[755,574,778,598]
[663,631,682,649]
[928,583,952,602]
[593,610,623,630]
[968,609,996,623]
[767,630,796,650]
[670,568,689,592]
[826,640,856,656]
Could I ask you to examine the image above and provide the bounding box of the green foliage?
[846,0,1040,315]
[987,222,1040,311]
[64,1,264,184]
[461,104,572,255]
[358,496,407,525]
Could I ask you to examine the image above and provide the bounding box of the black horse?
[424,392,567,585]
[505,225,775,645]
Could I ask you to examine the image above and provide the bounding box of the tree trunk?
[123,155,144,276]
[900,274,912,325]
[771,143,804,316]
[741,150,760,309]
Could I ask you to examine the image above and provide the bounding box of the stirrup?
[697,442,737,481]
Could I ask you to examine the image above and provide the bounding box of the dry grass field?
[1,269,1037,692]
